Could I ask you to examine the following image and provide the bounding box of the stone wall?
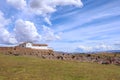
[0,47,54,56]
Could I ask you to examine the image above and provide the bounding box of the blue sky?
[0,0,120,52]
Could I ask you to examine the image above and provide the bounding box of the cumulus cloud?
[76,44,113,52]
[0,11,17,44]
[0,0,83,45]
[29,0,55,15]
[76,45,93,52]
[95,44,113,51]
[0,28,17,44]
[29,0,83,15]
[41,25,61,42]
[14,19,41,42]
[6,0,27,10]
[0,11,10,27]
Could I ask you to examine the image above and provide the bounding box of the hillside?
[0,54,120,80]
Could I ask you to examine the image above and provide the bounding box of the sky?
[0,0,120,52]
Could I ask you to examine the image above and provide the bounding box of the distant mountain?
[54,50,120,54]
[89,50,120,54]
[106,50,120,53]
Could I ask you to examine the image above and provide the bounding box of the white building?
[18,42,52,50]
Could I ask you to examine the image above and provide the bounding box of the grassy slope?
[0,54,120,80]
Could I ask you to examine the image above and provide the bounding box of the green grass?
[0,54,120,80]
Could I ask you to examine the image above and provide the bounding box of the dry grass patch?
[0,54,120,80]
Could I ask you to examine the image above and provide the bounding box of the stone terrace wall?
[0,47,54,56]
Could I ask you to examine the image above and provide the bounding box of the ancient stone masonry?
[0,47,54,56]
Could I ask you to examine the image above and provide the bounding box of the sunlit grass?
[0,54,120,80]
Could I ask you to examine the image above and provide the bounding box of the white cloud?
[77,45,93,52]
[14,19,41,42]
[29,0,55,15]
[29,0,83,15]
[76,44,113,52]
[42,25,61,42]
[0,11,10,27]
[0,11,17,44]
[44,17,52,25]
[6,0,27,10]
[95,44,113,51]
[0,28,17,44]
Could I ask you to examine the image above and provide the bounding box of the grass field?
[0,54,120,80]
